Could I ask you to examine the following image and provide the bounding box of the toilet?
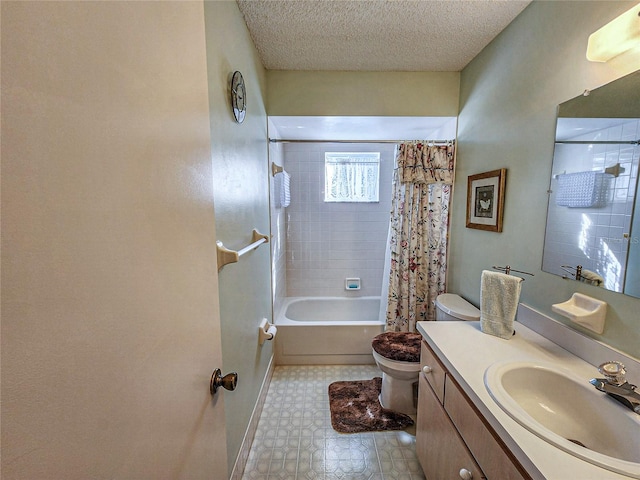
[372,332,422,415]
[372,294,480,415]
[434,293,481,322]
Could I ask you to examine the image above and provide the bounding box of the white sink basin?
[484,361,640,478]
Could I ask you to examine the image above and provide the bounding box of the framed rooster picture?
[466,169,506,232]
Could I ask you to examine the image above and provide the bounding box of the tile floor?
[242,364,426,480]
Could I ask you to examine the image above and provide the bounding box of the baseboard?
[275,353,377,365]
[229,355,275,480]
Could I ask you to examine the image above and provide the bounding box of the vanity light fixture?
[586,2,640,62]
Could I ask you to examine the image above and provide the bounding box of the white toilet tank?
[435,293,480,321]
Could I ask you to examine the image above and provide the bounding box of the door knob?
[210,368,238,395]
[459,468,473,479]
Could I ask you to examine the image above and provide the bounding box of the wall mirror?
[542,70,640,297]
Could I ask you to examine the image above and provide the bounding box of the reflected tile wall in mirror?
[543,119,640,292]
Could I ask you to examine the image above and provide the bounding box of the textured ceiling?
[236,0,531,72]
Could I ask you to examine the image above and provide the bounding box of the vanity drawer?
[445,375,529,480]
[421,341,446,403]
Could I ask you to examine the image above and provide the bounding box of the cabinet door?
[417,374,484,480]
[421,341,447,403]
[445,377,529,480]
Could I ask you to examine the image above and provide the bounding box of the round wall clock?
[230,71,246,124]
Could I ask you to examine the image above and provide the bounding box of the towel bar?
[217,229,269,271]
[492,265,534,280]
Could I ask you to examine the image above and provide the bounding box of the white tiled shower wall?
[270,141,287,306]
[543,119,640,292]
[274,142,395,298]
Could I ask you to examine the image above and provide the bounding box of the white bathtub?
[274,296,385,365]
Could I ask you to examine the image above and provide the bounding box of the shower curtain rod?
[269,138,454,145]
[555,139,640,145]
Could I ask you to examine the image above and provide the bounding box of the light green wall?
[451,1,640,358]
[267,70,460,116]
[203,2,273,475]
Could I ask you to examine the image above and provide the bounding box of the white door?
[1,2,229,478]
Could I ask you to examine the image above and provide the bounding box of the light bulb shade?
[587,2,640,62]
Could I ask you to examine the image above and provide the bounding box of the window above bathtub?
[324,152,380,203]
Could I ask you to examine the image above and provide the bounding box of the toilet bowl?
[372,294,480,416]
[371,331,422,415]
[372,349,421,415]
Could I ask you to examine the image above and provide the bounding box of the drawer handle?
[422,365,433,374]
[459,468,473,480]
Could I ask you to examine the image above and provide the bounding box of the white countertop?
[416,320,637,480]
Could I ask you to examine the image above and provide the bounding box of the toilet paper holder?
[258,318,277,345]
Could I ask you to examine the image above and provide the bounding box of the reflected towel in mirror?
[555,171,608,208]
[581,269,604,286]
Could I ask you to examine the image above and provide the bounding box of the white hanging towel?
[480,270,523,340]
[273,172,282,207]
[273,170,290,208]
[280,170,290,208]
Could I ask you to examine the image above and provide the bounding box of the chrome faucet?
[590,361,640,415]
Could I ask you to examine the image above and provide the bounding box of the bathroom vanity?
[416,305,640,480]
[417,340,528,479]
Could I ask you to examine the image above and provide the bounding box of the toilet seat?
[371,332,421,363]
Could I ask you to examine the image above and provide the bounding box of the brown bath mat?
[328,377,414,434]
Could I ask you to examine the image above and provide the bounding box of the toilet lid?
[435,293,480,321]
[371,332,421,362]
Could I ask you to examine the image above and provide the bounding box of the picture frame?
[466,168,506,232]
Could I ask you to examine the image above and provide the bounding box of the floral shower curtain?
[385,141,455,332]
